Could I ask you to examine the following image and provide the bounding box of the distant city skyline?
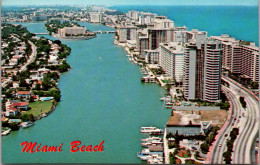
[1,0,258,6]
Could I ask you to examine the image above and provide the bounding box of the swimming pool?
[39,97,54,101]
[9,119,21,122]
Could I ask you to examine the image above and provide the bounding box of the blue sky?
[1,0,258,6]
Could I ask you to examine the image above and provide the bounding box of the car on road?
[232,123,234,126]
[237,120,240,123]
[225,134,228,137]
[234,118,236,120]
[219,144,222,147]
[239,116,241,118]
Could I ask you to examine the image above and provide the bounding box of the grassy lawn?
[22,101,53,117]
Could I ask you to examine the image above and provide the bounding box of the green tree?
[223,150,232,164]
[47,88,61,101]
[200,142,209,154]
[42,75,51,91]
[226,140,233,152]
[9,122,20,131]
[19,79,28,88]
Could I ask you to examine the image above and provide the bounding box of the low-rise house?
[32,80,42,88]
[16,91,31,99]
[5,107,19,116]
[30,72,44,81]
[38,67,50,74]
[9,58,18,66]
[12,55,23,59]
[48,55,59,65]
[10,102,29,111]
[5,101,30,116]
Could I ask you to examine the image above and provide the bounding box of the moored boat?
[141,127,157,133]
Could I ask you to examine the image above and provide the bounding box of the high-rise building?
[153,17,174,29]
[138,12,157,25]
[58,26,86,37]
[127,10,140,20]
[147,29,175,50]
[240,43,259,82]
[174,29,207,44]
[183,37,222,102]
[136,32,149,58]
[90,13,103,23]
[159,42,185,83]
[117,26,137,43]
[145,49,159,64]
[211,35,259,82]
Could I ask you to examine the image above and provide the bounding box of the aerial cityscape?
[1,0,259,164]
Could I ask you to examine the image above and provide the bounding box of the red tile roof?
[12,102,29,107]
[8,106,18,111]
[17,91,31,95]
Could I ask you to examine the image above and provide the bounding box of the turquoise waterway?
[2,22,170,163]
[2,5,259,163]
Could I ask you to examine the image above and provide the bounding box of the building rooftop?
[160,42,184,54]
[17,91,31,95]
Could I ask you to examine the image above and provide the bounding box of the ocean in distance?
[111,5,259,45]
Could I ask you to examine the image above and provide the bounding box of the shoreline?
[52,33,97,40]
[1,23,72,135]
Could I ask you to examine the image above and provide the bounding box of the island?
[45,20,96,40]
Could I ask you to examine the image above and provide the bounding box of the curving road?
[210,85,242,164]
[223,77,259,164]
[210,76,259,164]
[2,40,37,88]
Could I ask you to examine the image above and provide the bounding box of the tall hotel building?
[183,36,222,102]
[240,44,259,82]
[159,42,185,83]
[136,31,149,59]
[211,35,259,82]
[90,12,103,23]
[147,16,175,50]
[117,26,137,43]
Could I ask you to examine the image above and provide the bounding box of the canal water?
[2,22,170,163]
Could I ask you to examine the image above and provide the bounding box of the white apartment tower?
[117,27,137,43]
[159,42,185,83]
[183,37,222,102]
[90,13,103,23]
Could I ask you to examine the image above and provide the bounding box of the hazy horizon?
[1,0,258,7]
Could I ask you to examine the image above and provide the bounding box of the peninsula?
[1,23,71,133]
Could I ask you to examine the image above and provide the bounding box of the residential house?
[16,91,32,99]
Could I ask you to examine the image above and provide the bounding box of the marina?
[138,127,164,164]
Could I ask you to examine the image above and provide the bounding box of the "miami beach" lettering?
[20,140,104,153]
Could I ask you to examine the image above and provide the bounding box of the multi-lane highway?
[211,76,259,164]
[211,85,243,164]
[226,77,259,164]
